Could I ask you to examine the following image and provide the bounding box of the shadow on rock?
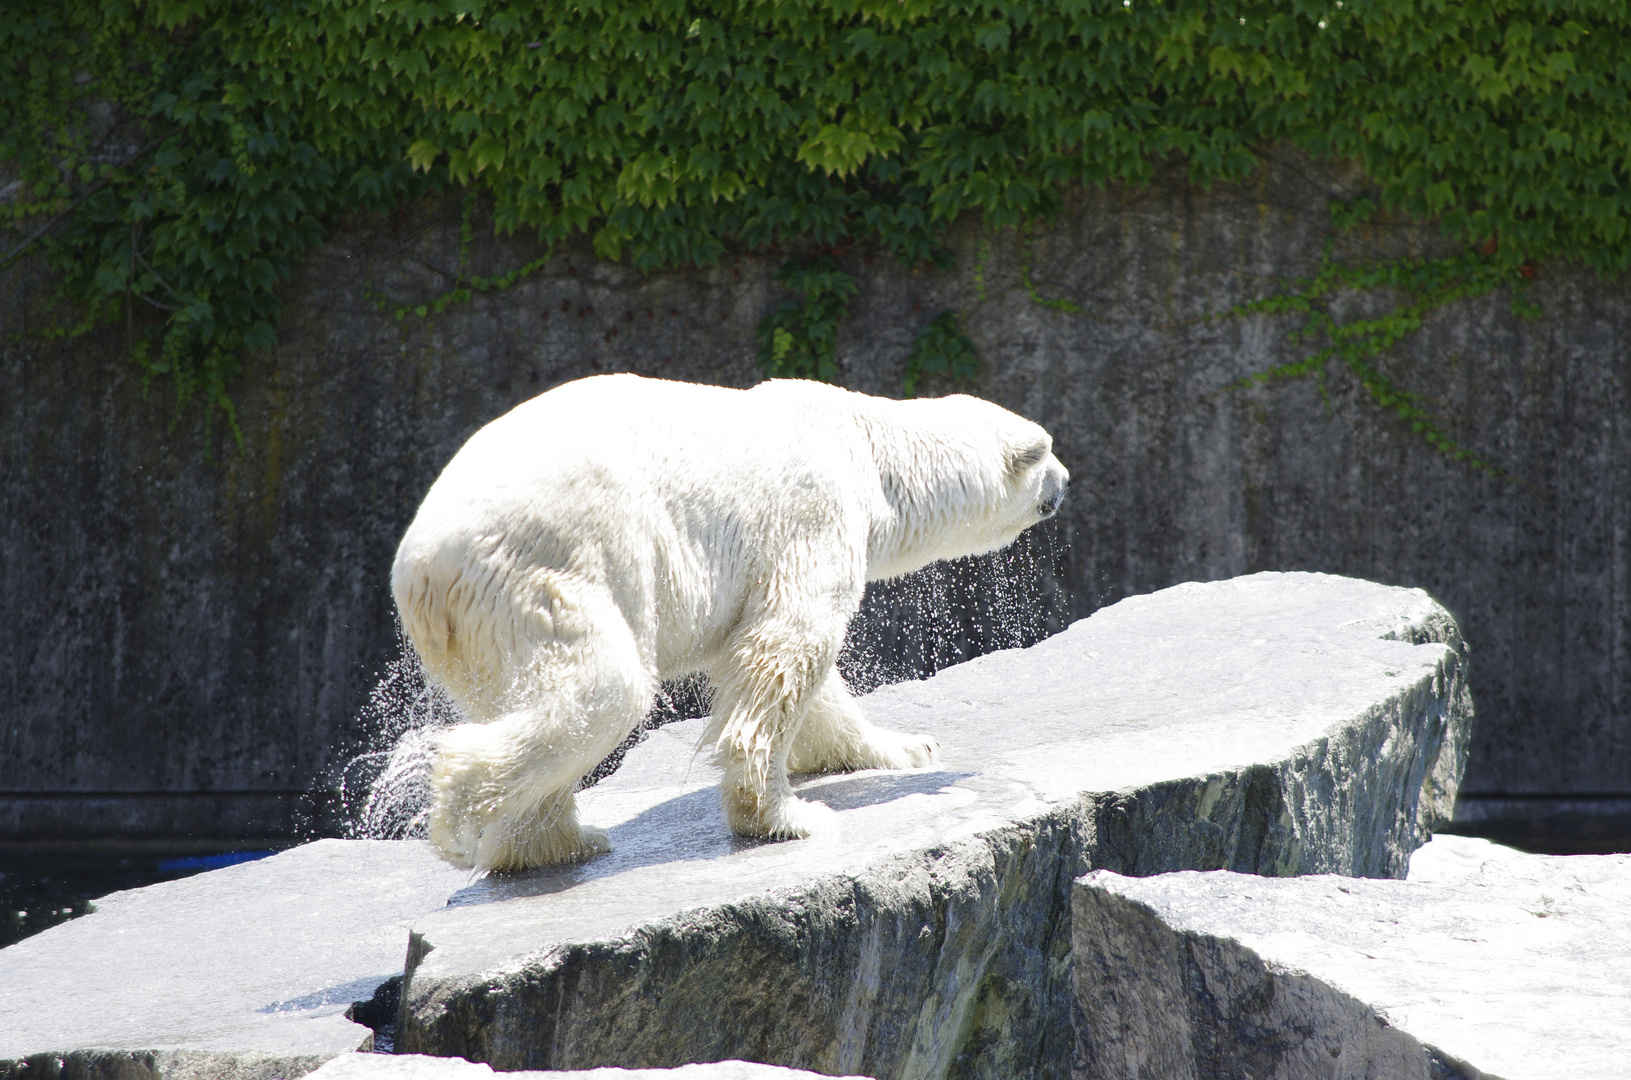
[797,769,974,811]
[446,769,974,908]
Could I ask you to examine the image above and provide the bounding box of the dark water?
[1438,799,1631,857]
[1450,825,1631,855]
[0,846,279,950]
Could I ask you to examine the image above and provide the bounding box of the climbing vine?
[754,258,857,382]
[1021,250,1088,316]
[1009,198,1540,469]
[903,311,981,397]
[1223,206,1537,472]
[3,1,1628,440]
[753,261,981,396]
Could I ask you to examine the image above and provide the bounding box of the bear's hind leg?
[425,587,654,873]
[428,715,618,872]
[785,667,939,776]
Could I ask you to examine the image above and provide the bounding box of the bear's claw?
[578,823,613,856]
[898,732,939,768]
[860,729,939,770]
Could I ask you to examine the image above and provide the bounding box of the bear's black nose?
[1040,484,1065,519]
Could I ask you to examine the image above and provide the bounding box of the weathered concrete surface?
[308,1053,868,1080]
[0,841,469,1079]
[1,151,1622,840]
[397,572,1470,1079]
[1072,835,1631,1080]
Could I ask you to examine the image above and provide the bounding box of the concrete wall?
[2,152,1626,840]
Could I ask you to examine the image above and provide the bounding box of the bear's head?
[862,393,1069,581]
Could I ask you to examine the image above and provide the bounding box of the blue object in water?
[157,850,278,873]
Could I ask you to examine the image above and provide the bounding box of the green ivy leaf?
[904,311,979,397]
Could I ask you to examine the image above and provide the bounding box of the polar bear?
[393,374,1068,872]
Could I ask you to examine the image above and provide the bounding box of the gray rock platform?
[399,573,1470,1078]
[0,573,1471,1080]
[1072,835,1631,1080]
[0,841,470,1079]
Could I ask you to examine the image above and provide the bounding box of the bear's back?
[396,375,877,582]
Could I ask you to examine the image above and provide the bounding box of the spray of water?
[840,519,1069,694]
[336,629,461,840]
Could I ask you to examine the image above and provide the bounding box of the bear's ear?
[1009,441,1049,475]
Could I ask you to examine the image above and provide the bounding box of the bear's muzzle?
[1039,476,1066,519]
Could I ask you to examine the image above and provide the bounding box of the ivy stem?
[0,130,177,268]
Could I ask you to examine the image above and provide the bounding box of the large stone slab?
[1071,835,1631,1080]
[0,840,470,1079]
[399,572,1471,1079]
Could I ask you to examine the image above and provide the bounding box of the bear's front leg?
[719,729,836,840]
[708,629,844,840]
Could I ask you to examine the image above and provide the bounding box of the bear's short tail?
[391,539,519,703]
[393,538,599,705]
[392,544,456,682]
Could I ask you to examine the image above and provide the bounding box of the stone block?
[399,573,1470,1079]
[0,841,470,1079]
[1071,835,1630,1079]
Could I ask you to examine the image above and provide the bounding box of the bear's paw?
[724,790,836,840]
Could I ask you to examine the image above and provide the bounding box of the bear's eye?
[1009,442,1048,474]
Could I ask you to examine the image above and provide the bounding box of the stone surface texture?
[0,841,470,1079]
[397,573,1469,1080]
[1072,835,1630,1080]
[308,1053,867,1080]
[1,151,1622,841]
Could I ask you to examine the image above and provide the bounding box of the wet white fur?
[392,374,1069,871]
